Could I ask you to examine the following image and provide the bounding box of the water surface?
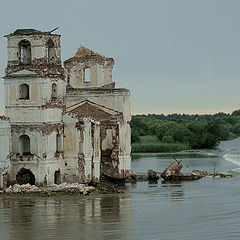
[1,138,240,240]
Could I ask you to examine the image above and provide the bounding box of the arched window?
[19,40,31,65]
[19,135,30,155]
[19,84,29,100]
[47,39,55,64]
[56,134,62,152]
[52,83,57,99]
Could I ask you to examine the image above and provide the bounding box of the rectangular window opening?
[84,68,91,83]
[56,134,62,153]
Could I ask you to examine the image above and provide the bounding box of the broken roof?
[75,46,101,58]
[64,46,114,64]
[6,28,60,37]
[66,100,122,121]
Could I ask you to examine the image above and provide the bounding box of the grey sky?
[1,0,240,115]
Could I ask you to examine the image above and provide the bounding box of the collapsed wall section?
[63,113,101,183]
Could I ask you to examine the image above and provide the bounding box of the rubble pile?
[161,162,202,181]
[192,170,232,178]
[1,183,95,196]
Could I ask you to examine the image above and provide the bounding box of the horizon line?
[132,108,238,116]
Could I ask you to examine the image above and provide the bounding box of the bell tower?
[4,29,65,120]
[5,29,62,72]
[3,29,66,185]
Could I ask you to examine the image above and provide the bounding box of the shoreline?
[0,183,95,197]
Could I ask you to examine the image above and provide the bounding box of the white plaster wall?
[66,63,112,88]
[118,122,131,174]
[69,66,77,88]
[62,114,87,181]
[12,130,43,156]
[46,132,57,159]
[97,65,105,86]
[7,37,21,62]
[0,120,11,164]
[4,76,64,123]
[5,77,44,106]
[83,118,93,180]
[8,161,58,186]
[93,122,100,180]
[45,78,66,102]
[63,114,78,158]
[102,129,113,151]
[11,127,63,158]
[6,108,63,123]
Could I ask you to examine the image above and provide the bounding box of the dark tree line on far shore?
[131,110,240,149]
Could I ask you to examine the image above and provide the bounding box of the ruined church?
[0,29,131,188]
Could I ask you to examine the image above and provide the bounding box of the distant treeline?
[135,112,231,121]
[131,110,240,151]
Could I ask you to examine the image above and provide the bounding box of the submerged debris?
[160,162,233,181]
[147,169,160,181]
[125,171,148,183]
[161,162,201,181]
[192,170,232,178]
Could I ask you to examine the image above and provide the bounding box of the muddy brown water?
[1,138,240,240]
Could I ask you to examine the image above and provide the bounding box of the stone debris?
[161,162,201,181]
[147,169,160,181]
[160,163,233,181]
[192,170,232,178]
[5,184,40,193]
[125,171,148,183]
[1,183,95,196]
[161,162,183,180]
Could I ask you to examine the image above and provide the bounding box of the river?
[1,138,240,240]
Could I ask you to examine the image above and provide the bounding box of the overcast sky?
[1,0,240,115]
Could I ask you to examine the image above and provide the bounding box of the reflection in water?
[1,198,36,240]
[2,139,240,240]
[0,195,132,240]
[162,182,184,201]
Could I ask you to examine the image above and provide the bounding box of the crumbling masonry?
[0,29,131,187]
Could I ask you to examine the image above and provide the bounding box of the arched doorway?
[16,168,35,185]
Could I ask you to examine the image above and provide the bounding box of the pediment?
[66,100,121,121]
[8,69,38,77]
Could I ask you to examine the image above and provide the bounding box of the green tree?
[232,122,240,135]
[162,135,175,143]
[131,130,140,143]
[232,109,240,116]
